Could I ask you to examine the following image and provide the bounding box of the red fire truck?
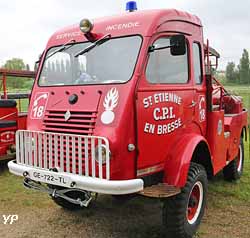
[0,69,35,162]
[8,2,248,237]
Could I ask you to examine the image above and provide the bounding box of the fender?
[163,133,210,188]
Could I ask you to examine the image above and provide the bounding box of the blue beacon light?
[126,1,138,12]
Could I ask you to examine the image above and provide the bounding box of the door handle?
[189,100,197,108]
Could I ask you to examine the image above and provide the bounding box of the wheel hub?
[189,196,198,208]
[186,181,203,225]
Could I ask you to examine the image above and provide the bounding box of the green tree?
[215,70,226,84]
[3,58,31,89]
[4,58,26,70]
[238,49,250,84]
[225,62,238,84]
[26,64,30,71]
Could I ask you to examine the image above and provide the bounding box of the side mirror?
[170,35,186,56]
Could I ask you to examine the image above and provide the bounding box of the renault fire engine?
[8,2,248,237]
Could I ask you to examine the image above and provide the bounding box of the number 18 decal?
[199,95,206,122]
[31,92,49,119]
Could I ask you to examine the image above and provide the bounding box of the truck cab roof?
[48,9,202,47]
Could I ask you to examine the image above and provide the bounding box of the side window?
[146,37,188,84]
[193,43,202,84]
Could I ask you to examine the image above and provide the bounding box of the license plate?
[30,170,71,187]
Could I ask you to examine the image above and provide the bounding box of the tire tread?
[162,163,207,238]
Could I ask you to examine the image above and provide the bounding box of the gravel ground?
[1,191,250,238]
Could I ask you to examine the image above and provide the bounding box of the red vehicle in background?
[0,69,35,162]
[8,2,248,238]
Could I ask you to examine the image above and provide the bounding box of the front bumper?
[8,160,144,195]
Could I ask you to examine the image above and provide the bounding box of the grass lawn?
[16,98,29,112]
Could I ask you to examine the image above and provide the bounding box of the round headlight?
[79,19,94,33]
[95,144,111,165]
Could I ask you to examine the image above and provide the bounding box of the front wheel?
[162,163,207,238]
[223,137,244,181]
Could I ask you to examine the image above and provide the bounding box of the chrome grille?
[16,130,110,180]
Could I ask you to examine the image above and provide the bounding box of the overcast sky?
[0,0,249,70]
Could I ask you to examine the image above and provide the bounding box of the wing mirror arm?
[148,34,186,56]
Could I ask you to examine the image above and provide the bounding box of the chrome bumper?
[8,160,144,195]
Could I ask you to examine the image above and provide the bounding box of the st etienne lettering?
[143,92,182,135]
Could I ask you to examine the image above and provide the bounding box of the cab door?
[136,36,195,177]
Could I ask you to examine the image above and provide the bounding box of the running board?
[139,183,181,198]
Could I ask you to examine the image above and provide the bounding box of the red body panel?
[17,114,27,130]
[0,127,16,158]
[224,112,248,160]
[206,111,227,174]
[164,134,209,187]
[0,106,17,159]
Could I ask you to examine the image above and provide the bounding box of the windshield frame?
[37,34,143,87]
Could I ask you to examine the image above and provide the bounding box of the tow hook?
[77,194,92,207]
[51,189,92,207]
[23,178,93,208]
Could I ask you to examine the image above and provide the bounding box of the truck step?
[139,183,181,198]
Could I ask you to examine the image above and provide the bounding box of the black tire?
[223,137,244,181]
[162,163,208,238]
[51,189,89,211]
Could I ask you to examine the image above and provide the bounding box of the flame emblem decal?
[101,88,119,124]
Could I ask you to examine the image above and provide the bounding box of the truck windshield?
[39,35,142,86]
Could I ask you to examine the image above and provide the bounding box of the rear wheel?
[162,163,207,238]
[223,138,244,181]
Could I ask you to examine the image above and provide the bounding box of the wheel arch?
[191,141,214,179]
[163,134,213,187]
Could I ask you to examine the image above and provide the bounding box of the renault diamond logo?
[64,110,71,121]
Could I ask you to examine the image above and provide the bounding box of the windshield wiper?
[46,39,76,60]
[74,34,111,57]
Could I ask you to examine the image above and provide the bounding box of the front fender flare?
[163,133,210,188]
